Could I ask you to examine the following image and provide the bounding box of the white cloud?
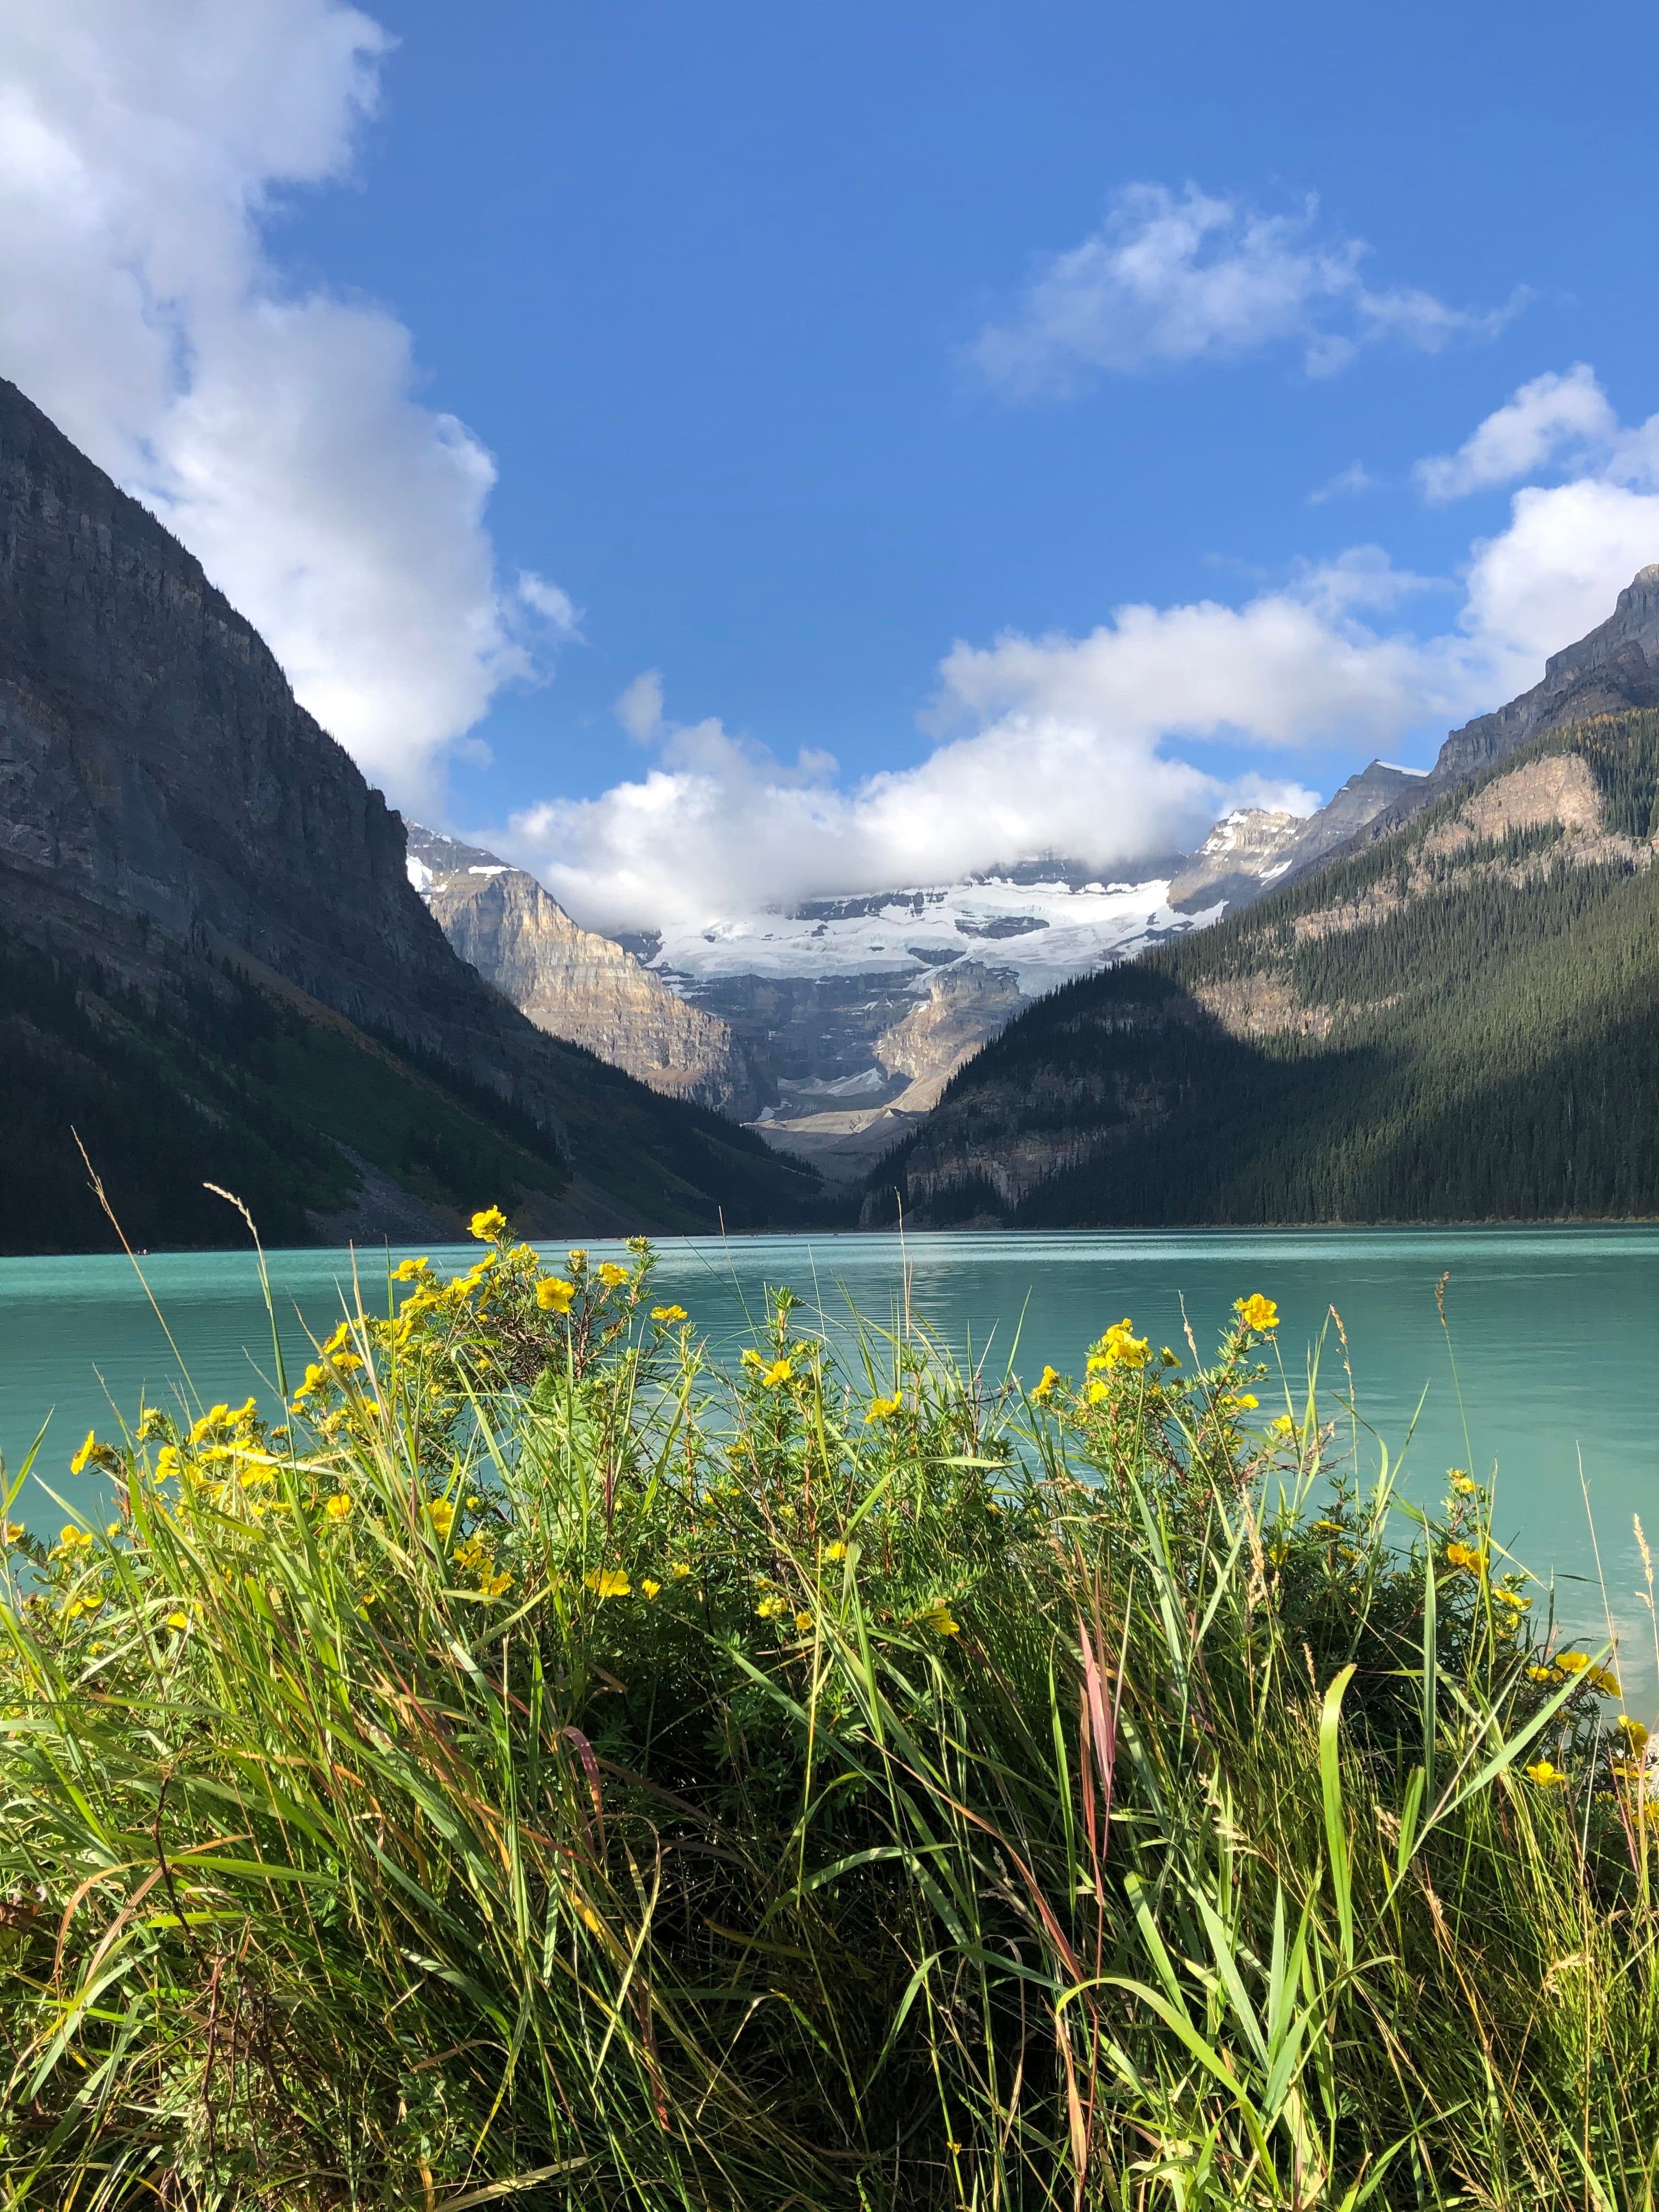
[498,567,1459,935]
[1308,461,1375,505]
[1415,363,1618,502]
[0,0,573,809]
[518,572,583,640]
[616,669,666,741]
[970,183,1521,398]
[500,366,1659,935]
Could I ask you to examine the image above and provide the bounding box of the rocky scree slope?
[0,376,818,1250]
[407,825,760,1119]
[870,696,1659,1226]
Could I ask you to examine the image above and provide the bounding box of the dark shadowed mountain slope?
[0,377,819,1250]
[869,707,1659,1227]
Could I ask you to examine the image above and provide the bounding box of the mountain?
[633,870,1214,1177]
[1171,567,1659,921]
[406,825,761,1118]
[0,376,819,1252]
[868,585,1659,1227]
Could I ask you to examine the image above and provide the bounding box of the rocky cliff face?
[1167,808,1304,910]
[1433,566,1659,787]
[0,376,822,1244]
[0,375,575,1137]
[407,826,759,1118]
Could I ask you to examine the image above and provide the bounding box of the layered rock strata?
[407,826,759,1118]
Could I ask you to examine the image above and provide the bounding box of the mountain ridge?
[866,572,1659,1228]
[0,377,820,1249]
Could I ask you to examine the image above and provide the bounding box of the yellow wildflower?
[428,1497,456,1541]
[1030,1364,1061,1402]
[597,1261,630,1288]
[651,1304,689,1323]
[165,1611,189,1632]
[923,1605,961,1637]
[392,1255,428,1282]
[1093,1319,1149,1370]
[57,1525,92,1553]
[1087,1380,1109,1403]
[1224,1392,1259,1412]
[1527,1663,1560,1684]
[822,1542,847,1562]
[1235,1294,1279,1333]
[1446,1542,1487,1573]
[641,1577,662,1600]
[482,1570,512,1598]
[756,1595,786,1620]
[1589,1666,1622,1696]
[535,1276,576,1313]
[1495,1587,1531,1611]
[321,1322,352,1356]
[189,1403,232,1443]
[585,1568,631,1599]
[740,1348,766,1371]
[1269,1414,1297,1438]
[759,1358,793,1389]
[470,1206,508,1242]
[323,1494,353,1522]
[70,1430,98,1475]
[1447,1469,1477,1495]
[1555,1651,1590,1674]
[1611,1758,1646,1782]
[866,1393,902,1421]
[154,1444,180,1481]
[1,1522,22,1547]
[1524,1759,1568,1788]
[794,1610,814,1633]
[1619,1716,1650,1754]
[670,1561,692,1578]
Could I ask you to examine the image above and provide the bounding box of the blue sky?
[5,1,1659,928]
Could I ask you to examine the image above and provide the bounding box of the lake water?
[4,1227,1658,1684]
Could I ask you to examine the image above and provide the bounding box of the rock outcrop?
[407,826,759,1118]
[0,374,571,1134]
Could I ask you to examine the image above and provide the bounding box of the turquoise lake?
[4,1227,1657,1684]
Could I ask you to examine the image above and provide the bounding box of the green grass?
[1,1230,1655,2208]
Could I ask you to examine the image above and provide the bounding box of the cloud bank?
[0,0,572,808]
[970,183,1521,397]
[503,370,1659,935]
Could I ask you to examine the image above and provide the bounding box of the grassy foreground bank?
[0,1223,1654,2208]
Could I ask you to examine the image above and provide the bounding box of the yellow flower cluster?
[741,1348,797,1389]
[1088,1319,1150,1374]
[866,1393,902,1421]
[1234,1293,1279,1334]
